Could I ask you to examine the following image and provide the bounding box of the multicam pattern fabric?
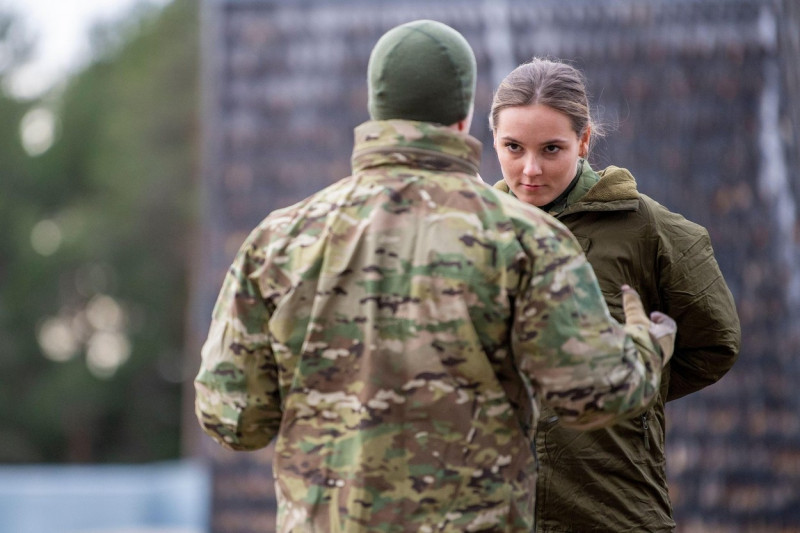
[195,119,663,532]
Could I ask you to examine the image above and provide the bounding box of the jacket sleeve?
[194,235,282,451]
[657,215,741,401]
[512,221,663,430]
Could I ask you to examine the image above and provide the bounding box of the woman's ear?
[579,125,591,158]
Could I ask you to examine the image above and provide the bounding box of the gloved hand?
[621,285,676,366]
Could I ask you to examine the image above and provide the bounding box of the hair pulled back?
[490,58,603,146]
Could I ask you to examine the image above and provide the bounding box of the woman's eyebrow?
[538,137,570,145]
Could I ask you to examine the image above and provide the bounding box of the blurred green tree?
[0,3,41,462]
[0,0,198,463]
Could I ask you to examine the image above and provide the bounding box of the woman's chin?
[516,191,550,208]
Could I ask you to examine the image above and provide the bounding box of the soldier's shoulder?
[495,191,576,241]
[259,176,356,227]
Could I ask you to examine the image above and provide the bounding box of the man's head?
[367,20,476,129]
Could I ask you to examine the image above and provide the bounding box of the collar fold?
[351,120,482,176]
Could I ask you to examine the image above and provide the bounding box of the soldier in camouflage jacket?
[195,20,671,532]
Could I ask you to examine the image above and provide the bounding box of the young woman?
[490,58,741,532]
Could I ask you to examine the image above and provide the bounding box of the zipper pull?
[642,413,650,450]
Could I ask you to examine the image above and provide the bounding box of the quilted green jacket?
[494,161,740,532]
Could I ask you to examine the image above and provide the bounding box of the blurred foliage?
[0,0,198,462]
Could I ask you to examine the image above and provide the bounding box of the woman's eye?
[505,142,522,153]
[544,145,560,154]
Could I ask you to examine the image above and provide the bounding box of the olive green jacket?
[494,162,740,532]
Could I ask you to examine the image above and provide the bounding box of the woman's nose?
[523,156,542,177]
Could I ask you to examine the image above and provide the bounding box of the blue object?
[0,460,211,533]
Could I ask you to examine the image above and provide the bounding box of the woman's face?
[493,104,590,207]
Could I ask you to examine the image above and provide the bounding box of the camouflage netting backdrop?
[187,1,800,531]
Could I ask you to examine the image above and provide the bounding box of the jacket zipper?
[642,413,650,450]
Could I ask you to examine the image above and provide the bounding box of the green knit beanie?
[367,19,476,125]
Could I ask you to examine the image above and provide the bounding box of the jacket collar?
[351,119,482,176]
[538,159,587,213]
[492,161,640,216]
[560,163,640,216]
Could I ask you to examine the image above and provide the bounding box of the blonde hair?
[490,58,604,148]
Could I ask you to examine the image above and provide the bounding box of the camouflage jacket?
[195,120,664,532]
